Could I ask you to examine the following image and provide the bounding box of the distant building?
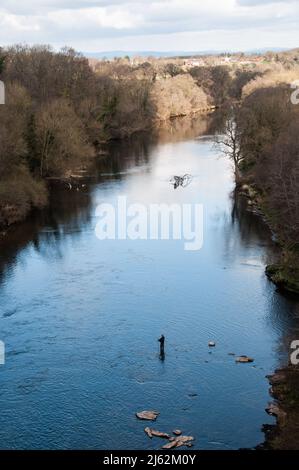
[184,58,205,69]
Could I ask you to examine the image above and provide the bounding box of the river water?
[0,115,299,450]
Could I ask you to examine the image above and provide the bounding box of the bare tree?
[215,118,243,182]
[36,99,95,177]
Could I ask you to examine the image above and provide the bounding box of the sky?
[0,0,298,53]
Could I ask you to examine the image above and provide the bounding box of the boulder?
[236,355,254,363]
[136,411,159,421]
[162,435,194,449]
[144,428,169,439]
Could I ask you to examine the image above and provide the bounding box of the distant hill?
[83,48,293,60]
[83,51,209,59]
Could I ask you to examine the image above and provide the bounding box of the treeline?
[0,44,283,230]
[190,65,262,105]
[220,84,299,294]
[0,45,155,228]
[93,57,264,111]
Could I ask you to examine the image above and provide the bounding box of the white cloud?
[0,12,40,32]
[48,7,143,30]
[237,0,296,5]
[0,0,298,51]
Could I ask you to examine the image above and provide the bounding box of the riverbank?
[239,183,299,297]
[266,264,299,297]
[0,170,48,234]
[263,366,299,450]
[239,184,299,450]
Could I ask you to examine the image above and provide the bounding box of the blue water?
[0,117,298,449]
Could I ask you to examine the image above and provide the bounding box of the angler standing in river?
[158,335,165,360]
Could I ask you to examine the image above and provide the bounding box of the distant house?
[184,58,205,69]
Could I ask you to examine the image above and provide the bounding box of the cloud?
[238,0,296,5]
[0,1,165,15]
[48,7,143,31]
[0,0,298,51]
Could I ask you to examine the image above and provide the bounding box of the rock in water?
[144,427,153,438]
[162,440,178,449]
[144,428,169,439]
[173,429,182,436]
[151,430,169,439]
[136,411,160,421]
[235,356,254,363]
[162,436,194,449]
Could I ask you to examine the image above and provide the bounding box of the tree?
[230,70,262,101]
[0,84,47,227]
[151,74,208,121]
[236,86,292,169]
[0,49,5,75]
[36,99,94,177]
[215,116,243,182]
[209,66,232,106]
[163,63,181,78]
[258,117,299,248]
[0,83,31,177]
[189,66,213,100]
[25,114,39,173]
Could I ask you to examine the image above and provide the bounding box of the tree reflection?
[229,188,299,363]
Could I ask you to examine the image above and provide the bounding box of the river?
[0,115,299,450]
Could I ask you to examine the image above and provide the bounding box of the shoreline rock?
[262,366,299,450]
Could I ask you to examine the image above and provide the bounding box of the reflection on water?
[0,114,298,450]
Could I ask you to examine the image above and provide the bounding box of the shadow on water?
[0,188,93,284]
[229,189,299,361]
[231,189,275,248]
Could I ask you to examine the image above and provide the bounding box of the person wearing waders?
[158,335,165,360]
